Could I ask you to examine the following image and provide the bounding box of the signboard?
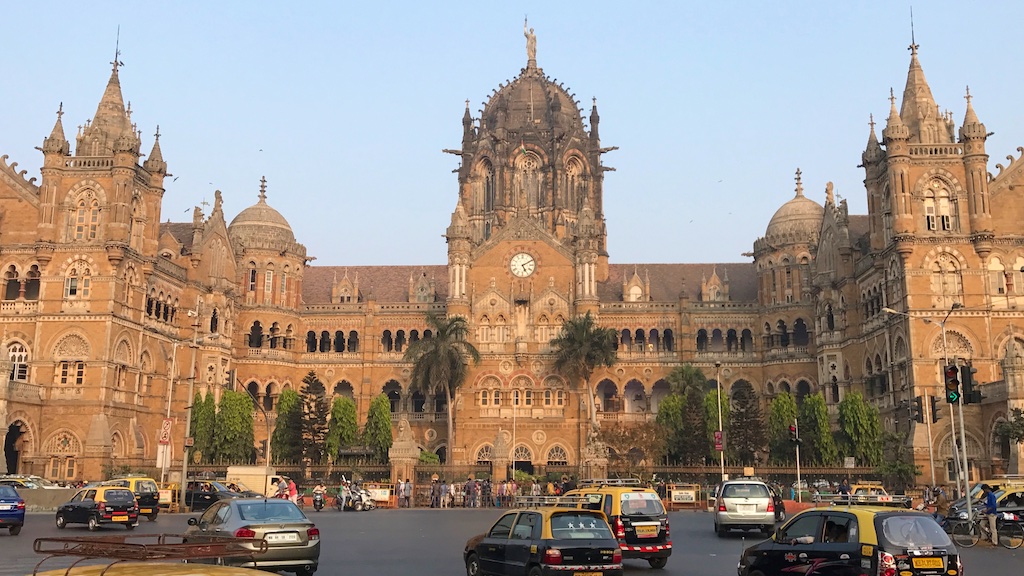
[671,489,696,503]
[158,489,174,505]
[184,437,195,448]
[844,456,856,469]
[158,418,174,445]
[368,488,391,503]
[714,430,723,452]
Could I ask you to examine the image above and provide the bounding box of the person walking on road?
[982,484,999,546]
[403,479,413,508]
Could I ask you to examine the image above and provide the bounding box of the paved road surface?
[0,508,1018,575]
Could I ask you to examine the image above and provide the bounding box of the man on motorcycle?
[338,480,352,511]
[312,480,327,510]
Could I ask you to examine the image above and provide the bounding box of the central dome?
[228,178,296,247]
[482,65,585,134]
[766,194,823,239]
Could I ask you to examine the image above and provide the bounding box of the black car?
[465,507,623,576]
[55,486,139,531]
[738,506,961,576]
[183,481,242,512]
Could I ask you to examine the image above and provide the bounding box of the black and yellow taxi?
[563,479,671,569]
[100,476,161,520]
[464,496,623,576]
[737,503,962,576]
[55,485,139,531]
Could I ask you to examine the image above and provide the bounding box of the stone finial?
[259,176,268,202]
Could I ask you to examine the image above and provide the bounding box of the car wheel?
[465,553,480,576]
[716,523,726,537]
[88,515,100,532]
[354,501,363,512]
[125,522,136,530]
[648,557,668,569]
[55,513,67,529]
[9,526,21,536]
[147,514,158,521]
[295,567,316,576]
[777,511,786,522]
[527,566,543,576]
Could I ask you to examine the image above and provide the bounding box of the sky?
[2,1,1023,267]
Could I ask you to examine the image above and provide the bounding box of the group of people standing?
[275,476,298,503]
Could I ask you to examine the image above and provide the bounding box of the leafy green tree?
[728,381,766,465]
[300,371,330,465]
[656,383,710,464]
[655,393,685,462]
[997,408,1024,444]
[190,391,216,463]
[404,313,480,464]
[798,393,839,465]
[767,392,799,464]
[876,432,921,492]
[550,312,618,428]
[419,450,440,464]
[271,388,302,464]
[837,391,883,466]
[704,388,730,461]
[666,364,707,394]
[363,393,393,462]
[325,396,359,461]
[214,390,255,463]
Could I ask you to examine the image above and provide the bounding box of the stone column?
[388,418,419,489]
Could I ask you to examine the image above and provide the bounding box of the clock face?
[509,252,536,277]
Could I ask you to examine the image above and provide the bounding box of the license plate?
[140,508,152,513]
[113,515,129,521]
[911,557,944,569]
[0,505,11,510]
[737,504,755,513]
[635,525,658,537]
[265,532,299,543]
[573,573,601,576]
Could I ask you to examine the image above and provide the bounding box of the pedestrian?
[497,480,506,507]
[531,481,541,497]
[932,487,950,524]
[440,479,449,508]
[397,479,406,508]
[277,477,288,498]
[403,478,413,508]
[464,477,473,508]
[287,477,298,504]
[430,479,439,508]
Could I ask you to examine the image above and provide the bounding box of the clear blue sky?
[3,1,1022,266]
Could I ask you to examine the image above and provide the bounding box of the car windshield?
[880,515,952,549]
[550,513,614,540]
[237,501,307,522]
[619,492,665,516]
[0,486,19,498]
[137,480,158,493]
[104,489,135,502]
[722,483,770,498]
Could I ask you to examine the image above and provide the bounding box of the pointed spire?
[863,113,883,163]
[42,103,70,155]
[794,168,804,198]
[590,96,600,141]
[962,86,980,126]
[898,43,952,143]
[78,49,135,156]
[258,176,268,202]
[144,125,167,174]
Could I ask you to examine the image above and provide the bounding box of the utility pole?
[794,417,802,504]
[924,394,936,487]
[179,299,201,513]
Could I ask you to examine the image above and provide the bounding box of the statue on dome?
[524,18,536,62]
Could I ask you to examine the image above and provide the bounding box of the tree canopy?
[767,392,799,464]
[214,390,255,464]
[837,391,883,466]
[550,312,618,425]
[798,393,839,466]
[363,393,393,462]
[271,388,302,464]
[190,391,215,463]
[728,381,766,465]
[300,371,330,465]
[325,395,359,461]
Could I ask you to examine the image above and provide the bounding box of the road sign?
[844,456,855,469]
[714,430,723,452]
[184,436,195,448]
[158,418,174,445]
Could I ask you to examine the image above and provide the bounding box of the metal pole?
[716,361,725,482]
[924,394,936,487]
[160,341,178,485]
[957,389,972,524]
[179,300,201,513]
[794,417,802,504]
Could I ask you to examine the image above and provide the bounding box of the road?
[0,508,1019,575]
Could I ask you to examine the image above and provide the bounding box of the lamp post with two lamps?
[178,298,219,513]
[881,303,967,500]
[715,361,725,482]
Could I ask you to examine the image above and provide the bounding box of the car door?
[193,502,225,535]
[815,512,862,575]
[61,491,86,523]
[506,512,541,574]
[758,513,823,574]
[479,512,516,575]
[77,489,98,523]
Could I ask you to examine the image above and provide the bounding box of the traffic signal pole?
[794,418,801,504]
[957,388,971,525]
[924,394,936,487]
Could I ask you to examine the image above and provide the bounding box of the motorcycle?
[356,486,376,511]
[312,491,325,512]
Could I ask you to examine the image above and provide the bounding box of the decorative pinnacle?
[126,101,132,119]
[154,125,161,140]
[56,102,64,121]
[592,97,597,107]
[868,113,875,132]
[465,99,469,109]
[259,176,268,202]
[111,26,124,73]
[889,88,896,107]
[965,85,972,106]
[794,168,804,197]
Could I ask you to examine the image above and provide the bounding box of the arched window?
[8,342,29,381]
[247,321,264,348]
[931,256,963,309]
[3,265,19,300]
[209,309,219,334]
[74,197,100,240]
[247,262,257,292]
[476,444,493,464]
[64,264,91,299]
[334,331,346,352]
[306,331,317,353]
[546,445,568,466]
[24,265,40,300]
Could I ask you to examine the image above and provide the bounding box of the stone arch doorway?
[4,420,29,474]
[511,444,534,475]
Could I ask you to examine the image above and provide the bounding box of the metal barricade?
[666,483,702,511]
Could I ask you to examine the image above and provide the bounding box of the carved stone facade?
[2,36,1024,483]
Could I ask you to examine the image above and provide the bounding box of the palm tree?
[404,313,480,466]
[549,312,618,429]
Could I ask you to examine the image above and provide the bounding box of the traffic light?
[930,396,942,423]
[944,364,961,403]
[961,364,982,404]
[912,396,924,424]
[788,424,800,444]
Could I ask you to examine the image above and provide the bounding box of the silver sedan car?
[713,480,776,537]
[186,497,320,575]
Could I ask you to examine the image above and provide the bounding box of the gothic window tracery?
[923,179,955,232]
[64,262,91,299]
[546,445,568,465]
[931,256,964,309]
[71,192,100,241]
[8,341,28,381]
[514,153,541,208]
[476,444,493,463]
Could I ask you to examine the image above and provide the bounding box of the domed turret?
[228,176,298,249]
[763,168,823,243]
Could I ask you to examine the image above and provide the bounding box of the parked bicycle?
[950,513,1024,549]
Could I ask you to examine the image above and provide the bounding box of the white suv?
[713,479,776,537]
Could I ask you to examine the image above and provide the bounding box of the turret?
[862,114,887,251]
[882,88,913,243]
[959,87,993,256]
[41,103,70,159]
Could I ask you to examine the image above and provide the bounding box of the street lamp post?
[160,340,179,484]
[715,361,725,482]
[179,300,202,513]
